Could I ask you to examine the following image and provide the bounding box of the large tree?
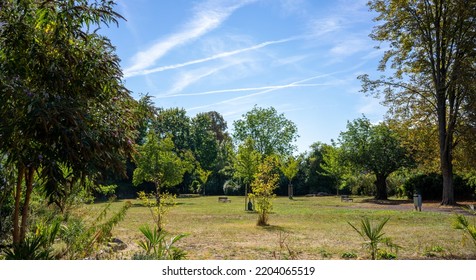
[153,108,191,152]
[361,0,476,205]
[339,118,413,200]
[0,0,136,244]
[233,106,298,157]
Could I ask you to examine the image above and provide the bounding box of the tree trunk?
[440,138,454,205]
[375,174,388,200]
[155,182,162,232]
[12,164,24,245]
[437,92,455,205]
[20,166,35,242]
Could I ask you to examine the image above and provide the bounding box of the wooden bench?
[341,195,353,202]
[218,196,231,203]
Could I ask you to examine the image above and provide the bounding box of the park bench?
[341,195,353,202]
[218,196,231,203]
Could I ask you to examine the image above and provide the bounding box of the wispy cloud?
[123,0,255,77]
[124,36,301,78]
[187,73,337,111]
[159,83,329,98]
[165,64,233,95]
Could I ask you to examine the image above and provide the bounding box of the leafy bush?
[58,201,131,259]
[402,173,475,200]
[2,219,61,260]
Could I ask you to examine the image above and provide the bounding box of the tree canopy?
[233,106,298,157]
[339,117,413,200]
[361,0,476,204]
[0,0,136,244]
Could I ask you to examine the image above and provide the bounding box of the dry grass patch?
[83,196,476,259]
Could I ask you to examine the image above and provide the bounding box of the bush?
[402,173,475,200]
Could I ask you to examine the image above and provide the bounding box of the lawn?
[84,196,476,260]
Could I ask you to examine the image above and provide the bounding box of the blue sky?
[101,0,388,153]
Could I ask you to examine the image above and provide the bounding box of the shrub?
[402,173,475,200]
[249,156,280,226]
[453,207,476,248]
[348,217,400,260]
[133,225,187,260]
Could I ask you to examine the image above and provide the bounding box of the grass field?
[83,196,476,260]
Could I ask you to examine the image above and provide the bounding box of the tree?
[338,117,413,200]
[233,106,298,156]
[205,111,229,143]
[0,0,136,245]
[190,113,219,171]
[132,132,191,231]
[361,0,476,205]
[233,138,261,210]
[280,156,300,199]
[320,144,348,195]
[153,108,191,152]
[249,155,280,226]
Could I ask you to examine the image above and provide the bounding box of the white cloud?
[165,64,233,95]
[125,37,300,78]
[186,73,337,111]
[123,0,256,77]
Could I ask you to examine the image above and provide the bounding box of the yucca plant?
[348,217,399,260]
[453,207,476,248]
[135,225,187,260]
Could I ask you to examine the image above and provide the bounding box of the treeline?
[115,101,476,202]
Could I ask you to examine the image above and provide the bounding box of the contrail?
[124,37,301,78]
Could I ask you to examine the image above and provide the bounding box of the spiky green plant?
[453,208,476,248]
[135,225,187,260]
[348,217,399,260]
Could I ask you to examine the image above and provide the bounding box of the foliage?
[233,137,261,197]
[133,225,187,260]
[153,108,191,152]
[339,117,413,199]
[453,208,476,248]
[132,131,191,231]
[348,217,400,260]
[133,132,191,190]
[137,191,176,232]
[0,0,137,244]
[361,0,476,205]
[233,106,298,157]
[280,156,300,198]
[59,200,131,259]
[320,143,349,195]
[341,252,357,259]
[299,142,336,194]
[2,218,60,260]
[249,156,280,226]
[402,173,475,200]
[191,113,219,171]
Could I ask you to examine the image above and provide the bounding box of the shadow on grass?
[360,198,411,205]
[258,225,287,232]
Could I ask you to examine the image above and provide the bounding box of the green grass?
[82,196,476,260]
